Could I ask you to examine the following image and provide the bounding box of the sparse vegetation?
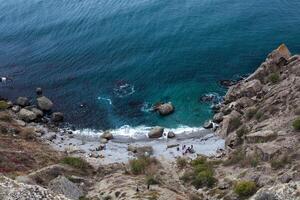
[181,157,216,189]
[176,157,187,169]
[270,155,291,170]
[268,73,280,84]
[255,111,264,121]
[0,112,12,122]
[0,101,9,110]
[236,126,248,138]
[129,156,158,175]
[224,148,261,168]
[231,117,242,131]
[292,117,300,131]
[146,175,159,185]
[61,156,90,171]
[246,108,258,120]
[223,147,245,166]
[234,180,257,198]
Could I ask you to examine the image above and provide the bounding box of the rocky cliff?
[207,44,300,199]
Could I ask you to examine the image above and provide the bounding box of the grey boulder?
[148,126,164,138]
[48,176,83,200]
[37,96,53,111]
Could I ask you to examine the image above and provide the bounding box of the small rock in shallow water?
[167,131,176,138]
[36,87,43,96]
[51,112,64,123]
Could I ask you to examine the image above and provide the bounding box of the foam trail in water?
[97,96,112,105]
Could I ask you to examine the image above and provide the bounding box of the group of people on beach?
[178,144,195,155]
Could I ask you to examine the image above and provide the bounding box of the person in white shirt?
[0,77,12,83]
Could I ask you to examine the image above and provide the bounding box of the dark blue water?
[1,0,300,130]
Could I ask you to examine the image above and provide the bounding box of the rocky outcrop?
[148,126,164,138]
[207,44,300,199]
[48,176,83,200]
[0,176,70,200]
[251,181,300,200]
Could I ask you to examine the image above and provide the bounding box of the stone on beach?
[148,126,164,138]
[37,96,53,111]
[101,131,113,140]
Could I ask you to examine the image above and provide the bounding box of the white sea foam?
[72,124,206,139]
[97,96,113,105]
[113,83,135,98]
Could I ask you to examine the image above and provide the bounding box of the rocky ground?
[0,44,300,200]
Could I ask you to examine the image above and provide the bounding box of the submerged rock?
[36,87,43,96]
[37,96,53,111]
[148,126,164,138]
[52,112,64,123]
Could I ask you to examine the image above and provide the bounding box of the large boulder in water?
[148,126,164,138]
[154,102,174,116]
[37,96,53,111]
[18,108,37,122]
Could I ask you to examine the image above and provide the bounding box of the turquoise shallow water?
[1,0,300,130]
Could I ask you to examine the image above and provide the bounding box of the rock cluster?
[0,175,70,200]
[11,88,64,124]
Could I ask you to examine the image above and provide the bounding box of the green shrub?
[61,157,90,171]
[176,157,187,169]
[223,148,245,166]
[268,73,280,84]
[236,126,248,138]
[192,169,216,188]
[130,158,147,175]
[129,156,158,175]
[231,117,241,131]
[0,101,9,110]
[234,180,257,198]
[185,157,217,189]
[246,108,258,120]
[292,117,300,131]
[146,175,159,185]
[270,155,291,170]
[255,111,264,121]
